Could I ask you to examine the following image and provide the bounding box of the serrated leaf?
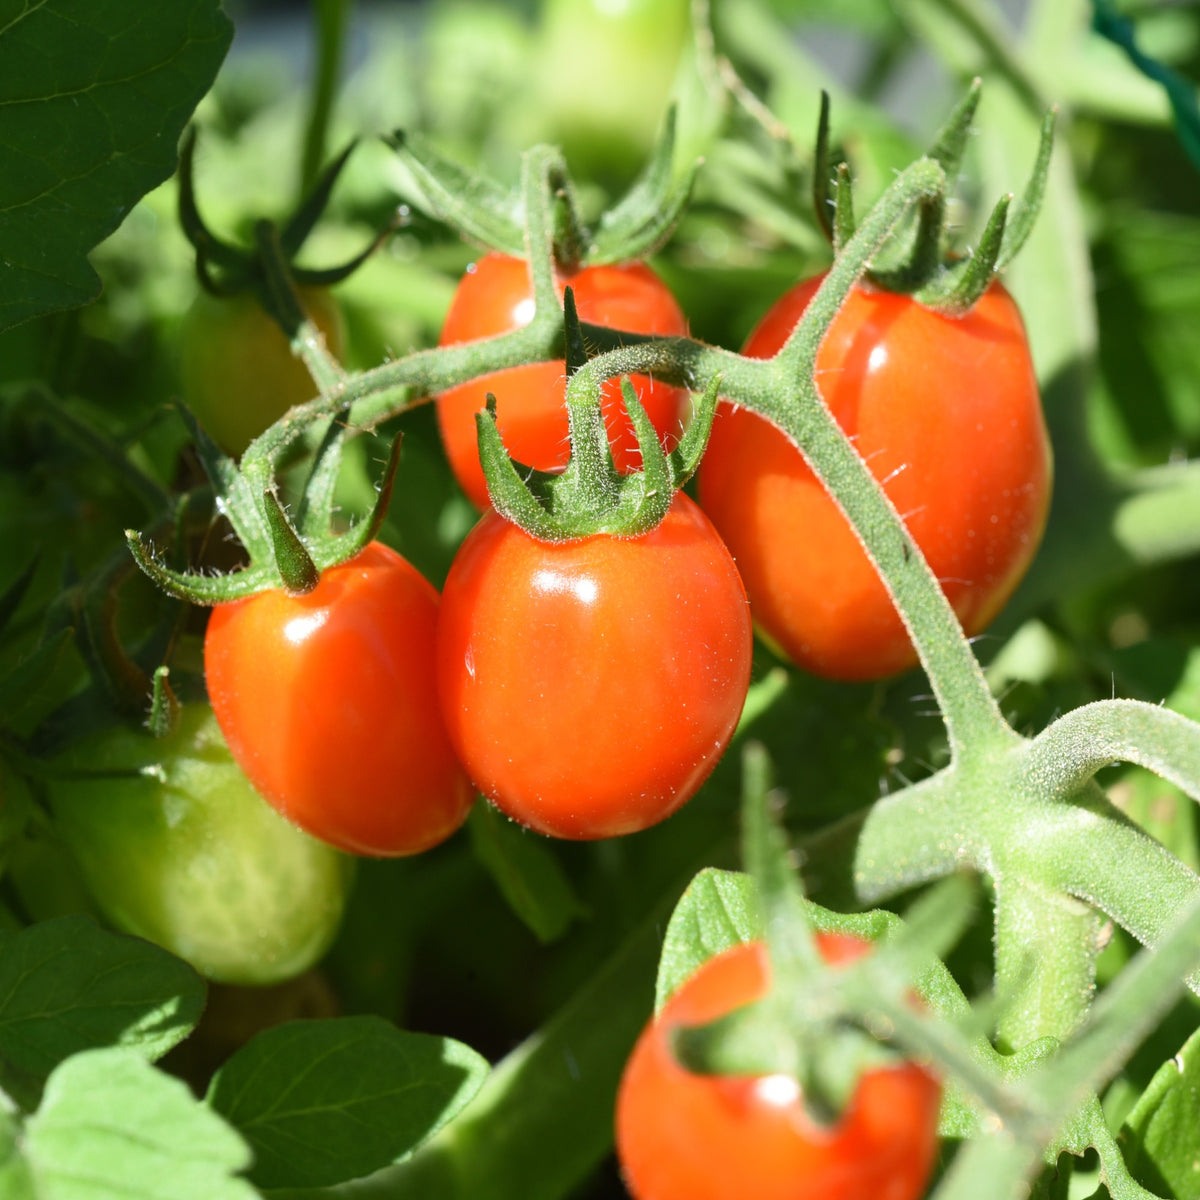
[468,803,587,944]
[0,916,205,1111]
[206,1015,489,1189]
[19,1047,255,1200]
[0,0,233,332]
[1119,1023,1200,1197]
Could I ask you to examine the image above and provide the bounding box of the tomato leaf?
[206,1015,489,1190]
[0,0,232,333]
[0,916,205,1112]
[1119,1024,1200,1198]
[654,868,761,1012]
[12,1047,255,1199]
[467,803,588,944]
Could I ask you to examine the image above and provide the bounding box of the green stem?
[991,877,1102,1051]
[768,160,1016,764]
[300,0,350,197]
[1020,700,1200,805]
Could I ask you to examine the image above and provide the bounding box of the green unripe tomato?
[536,0,690,177]
[46,705,353,986]
[178,287,344,457]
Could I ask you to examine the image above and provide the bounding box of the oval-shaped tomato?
[615,937,942,1200]
[179,286,344,457]
[436,253,689,510]
[698,276,1051,681]
[46,704,352,986]
[205,541,474,857]
[436,494,752,839]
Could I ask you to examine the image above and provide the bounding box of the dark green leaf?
[19,1048,255,1199]
[206,1015,489,1189]
[0,916,205,1111]
[468,803,587,944]
[0,0,232,332]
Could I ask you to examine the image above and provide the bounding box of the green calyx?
[126,411,403,605]
[475,289,719,542]
[668,745,951,1126]
[179,126,399,303]
[388,106,697,270]
[814,82,1056,315]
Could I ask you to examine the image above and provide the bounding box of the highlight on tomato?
[698,274,1051,682]
[435,493,753,840]
[204,540,474,858]
[179,285,344,457]
[436,252,689,509]
[45,704,352,986]
[615,937,942,1200]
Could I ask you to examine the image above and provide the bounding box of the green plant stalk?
[991,878,1101,1052]
[300,0,350,197]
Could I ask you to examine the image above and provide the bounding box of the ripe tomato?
[179,286,344,456]
[46,704,352,986]
[615,937,942,1200]
[205,541,474,857]
[436,253,689,510]
[436,494,752,839]
[698,276,1051,681]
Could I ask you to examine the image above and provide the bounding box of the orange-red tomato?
[615,937,942,1200]
[204,542,473,857]
[698,276,1051,681]
[436,253,689,509]
[435,494,752,839]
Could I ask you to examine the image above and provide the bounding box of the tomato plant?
[45,704,352,986]
[698,275,1052,681]
[436,252,689,509]
[436,494,752,839]
[615,937,942,1200]
[179,286,344,456]
[204,541,474,857]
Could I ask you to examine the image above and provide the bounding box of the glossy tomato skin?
[615,937,942,1200]
[180,286,344,457]
[698,276,1051,681]
[436,494,752,839]
[437,253,689,510]
[46,705,352,986]
[205,541,474,857]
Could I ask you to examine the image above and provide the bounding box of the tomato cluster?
[615,938,942,1200]
[198,255,1048,856]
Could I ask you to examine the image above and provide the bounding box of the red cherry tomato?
[436,253,689,509]
[435,494,752,839]
[615,937,942,1200]
[698,276,1051,681]
[205,541,474,857]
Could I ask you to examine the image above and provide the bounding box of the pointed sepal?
[590,108,698,265]
[388,130,525,258]
[262,491,320,595]
[997,107,1056,270]
[918,193,1011,316]
[281,138,359,258]
[145,666,180,739]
